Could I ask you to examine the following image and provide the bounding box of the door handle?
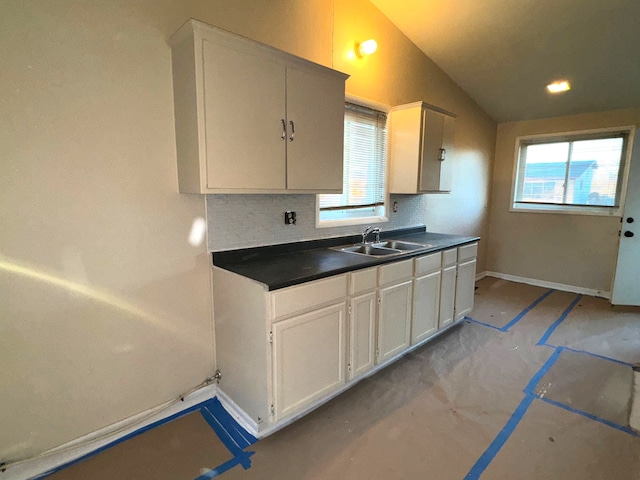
[280,119,286,140]
[439,148,446,161]
[289,120,295,142]
[624,231,634,238]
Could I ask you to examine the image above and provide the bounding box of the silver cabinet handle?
[289,120,295,142]
[439,148,446,161]
[280,119,286,140]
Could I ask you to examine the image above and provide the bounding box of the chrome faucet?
[362,226,381,244]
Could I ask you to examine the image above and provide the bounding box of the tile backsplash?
[206,194,427,251]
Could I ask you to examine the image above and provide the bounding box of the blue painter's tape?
[500,289,555,331]
[522,347,564,396]
[542,345,634,368]
[537,294,583,346]
[464,316,505,332]
[537,396,639,437]
[197,467,220,479]
[464,289,555,334]
[203,398,257,448]
[35,397,258,480]
[34,399,215,480]
[464,395,536,480]
[464,347,565,479]
[195,452,256,480]
[200,408,245,456]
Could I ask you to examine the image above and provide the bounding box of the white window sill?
[510,202,622,217]
[316,215,388,229]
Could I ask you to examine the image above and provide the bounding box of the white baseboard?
[484,271,611,299]
[215,388,259,438]
[5,384,218,480]
[475,270,488,281]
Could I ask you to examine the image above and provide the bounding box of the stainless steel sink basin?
[335,244,402,257]
[331,239,434,257]
[372,240,433,251]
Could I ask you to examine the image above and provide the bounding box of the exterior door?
[611,132,640,305]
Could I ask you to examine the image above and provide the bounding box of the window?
[512,128,633,215]
[317,102,387,226]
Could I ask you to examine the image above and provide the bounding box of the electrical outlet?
[284,211,297,225]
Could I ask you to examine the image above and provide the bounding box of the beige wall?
[1,0,496,463]
[334,0,496,273]
[0,0,334,463]
[487,107,640,294]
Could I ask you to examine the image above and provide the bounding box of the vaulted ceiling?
[371,0,640,122]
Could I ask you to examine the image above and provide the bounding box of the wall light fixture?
[546,80,571,93]
[355,39,377,58]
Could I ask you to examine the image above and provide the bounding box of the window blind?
[318,103,387,212]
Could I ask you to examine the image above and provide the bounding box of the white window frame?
[510,126,635,216]
[316,95,390,228]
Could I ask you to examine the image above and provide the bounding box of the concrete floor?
[46,277,640,480]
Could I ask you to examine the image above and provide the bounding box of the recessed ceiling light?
[546,81,571,93]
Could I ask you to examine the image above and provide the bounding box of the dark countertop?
[212,227,479,291]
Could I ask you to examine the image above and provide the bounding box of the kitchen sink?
[334,244,402,257]
[372,240,433,251]
[331,240,434,257]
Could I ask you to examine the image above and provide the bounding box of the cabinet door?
[378,280,412,364]
[272,303,346,420]
[419,109,454,193]
[349,292,376,380]
[285,66,345,191]
[412,270,441,344]
[202,39,287,190]
[455,259,477,321]
[439,264,457,328]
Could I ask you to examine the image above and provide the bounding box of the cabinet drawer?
[378,259,413,287]
[442,248,457,267]
[271,275,346,320]
[414,252,442,276]
[349,267,377,295]
[458,243,478,262]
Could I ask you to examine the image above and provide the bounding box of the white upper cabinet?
[286,66,346,190]
[202,39,287,191]
[388,101,455,194]
[170,19,348,194]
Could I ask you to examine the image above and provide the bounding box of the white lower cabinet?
[348,267,377,380]
[349,292,376,380]
[377,260,413,364]
[272,302,346,421]
[454,243,478,321]
[439,249,458,328]
[378,281,413,363]
[212,241,478,438]
[412,271,441,342]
